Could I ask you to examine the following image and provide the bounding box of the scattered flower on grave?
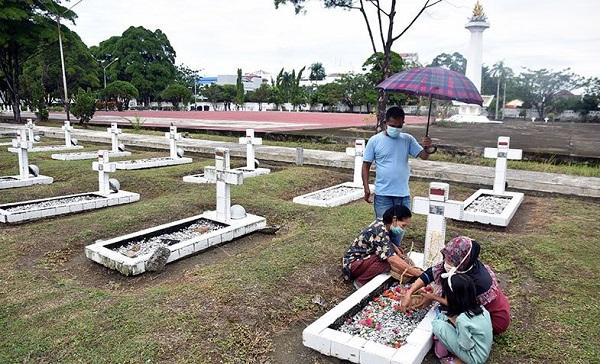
[339,282,431,348]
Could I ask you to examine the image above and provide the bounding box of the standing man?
[363,106,433,229]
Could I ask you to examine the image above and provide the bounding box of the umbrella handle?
[425,145,438,154]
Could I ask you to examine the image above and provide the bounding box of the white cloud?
[69,0,600,77]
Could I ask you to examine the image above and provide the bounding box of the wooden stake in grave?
[165,124,182,159]
[345,139,366,186]
[204,148,244,222]
[483,136,522,194]
[238,128,262,170]
[12,129,32,179]
[62,120,76,147]
[108,123,123,152]
[92,150,117,195]
[412,182,463,267]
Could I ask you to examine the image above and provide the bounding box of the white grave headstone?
[544,117,549,123]
[166,124,182,159]
[238,128,262,170]
[483,136,522,194]
[345,139,366,187]
[62,120,76,147]
[25,119,35,143]
[108,123,123,152]
[13,129,32,179]
[412,182,463,267]
[531,117,536,123]
[92,150,117,195]
[204,148,244,222]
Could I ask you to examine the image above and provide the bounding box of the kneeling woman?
[402,236,511,335]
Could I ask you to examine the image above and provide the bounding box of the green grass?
[0,142,598,363]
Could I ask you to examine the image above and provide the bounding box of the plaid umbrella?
[377,67,483,137]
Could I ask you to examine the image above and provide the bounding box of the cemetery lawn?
[0,143,598,363]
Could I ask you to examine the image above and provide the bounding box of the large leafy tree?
[0,0,75,122]
[70,89,96,126]
[275,0,442,129]
[103,80,139,111]
[516,68,583,120]
[161,83,192,110]
[221,84,236,111]
[429,52,467,74]
[91,26,176,106]
[21,26,100,116]
[200,84,223,110]
[248,83,272,111]
[309,62,326,81]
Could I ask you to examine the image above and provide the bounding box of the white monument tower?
[465,1,489,92]
[449,1,496,123]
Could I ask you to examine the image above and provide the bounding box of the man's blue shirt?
[363,131,423,197]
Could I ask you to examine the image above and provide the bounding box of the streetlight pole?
[56,0,85,121]
[102,57,119,111]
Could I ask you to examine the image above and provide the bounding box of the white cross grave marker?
[108,123,122,152]
[92,150,117,195]
[62,120,75,146]
[12,129,32,179]
[204,148,244,222]
[165,124,182,159]
[25,119,35,143]
[238,129,262,170]
[483,136,522,194]
[413,182,463,267]
[345,139,366,186]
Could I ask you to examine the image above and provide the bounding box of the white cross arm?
[204,167,244,185]
[12,138,31,149]
[345,147,364,157]
[413,197,463,219]
[239,136,262,145]
[484,147,522,160]
[92,161,117,173]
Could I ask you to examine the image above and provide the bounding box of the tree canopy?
[161,83,192,110]
[0,0,76,121]
[429,52,467,74]
[91,26,177,106]
[309,62,326,81]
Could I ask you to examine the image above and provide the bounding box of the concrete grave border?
[303,252,436,364]
[85,211,266,275]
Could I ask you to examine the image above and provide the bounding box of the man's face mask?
[386,125,401,138]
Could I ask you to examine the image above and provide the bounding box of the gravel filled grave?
[465,194,512,215]
[117,157,177,164]
[338,283,431,348]
[305,186,360,201]
[2,194,104,213]
[114,219,227,258]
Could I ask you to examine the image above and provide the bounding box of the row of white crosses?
[12,129,35,179]
[484,136,522,194]
[204,148,244,222]
[413,182,464,267]
[166,124,184,159]
[346,139,366,187]
[92,151,119,195]
[238,129,262,170]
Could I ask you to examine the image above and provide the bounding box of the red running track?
[92,110,427,132]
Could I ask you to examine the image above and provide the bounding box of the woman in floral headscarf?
[401,236,511,335]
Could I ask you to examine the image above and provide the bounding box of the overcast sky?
[68,0,600,78]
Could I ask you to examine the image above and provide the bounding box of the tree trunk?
[376,50,392,131]
[11,45,22,123]
[495,79,500,119]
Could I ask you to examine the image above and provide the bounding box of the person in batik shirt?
[342,205,423,288]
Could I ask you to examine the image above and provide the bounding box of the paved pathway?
[1,123,598,198]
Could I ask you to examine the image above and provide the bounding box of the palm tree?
[489,61,506,120]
